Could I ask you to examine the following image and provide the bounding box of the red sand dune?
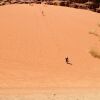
[0,4,100,90]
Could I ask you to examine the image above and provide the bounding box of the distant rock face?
[0,2,5,6]
[96,7,100,13]
[70,3,88,9]
[0,0,100,13]
[0,0,35,4]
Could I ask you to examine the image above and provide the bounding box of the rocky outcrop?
[0,0,100,13]
[85,1,99,10]
[69,3,88,9]
[96,7,100,13]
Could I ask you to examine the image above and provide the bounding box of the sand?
[0,4,100,99]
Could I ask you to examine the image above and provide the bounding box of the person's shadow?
[67,62,72,65]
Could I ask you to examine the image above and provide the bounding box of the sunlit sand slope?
[0,4,100,89]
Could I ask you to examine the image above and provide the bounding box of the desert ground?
[0,4,100,99]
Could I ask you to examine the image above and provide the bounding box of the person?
[65,57,72,65]
[42,10,45,16]
[65,57,69,64]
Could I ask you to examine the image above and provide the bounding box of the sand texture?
[0,4,100,98]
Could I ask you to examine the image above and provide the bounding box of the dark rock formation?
[0,0,100,13]
[96,7,100,13]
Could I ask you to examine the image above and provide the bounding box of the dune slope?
[0,4,100,89]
